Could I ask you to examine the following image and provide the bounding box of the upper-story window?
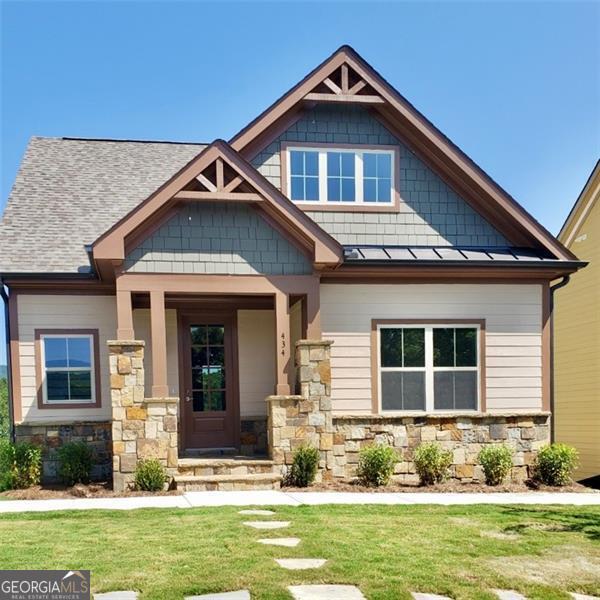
[286,145,395,206]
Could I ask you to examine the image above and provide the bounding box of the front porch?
[109,272,326,491]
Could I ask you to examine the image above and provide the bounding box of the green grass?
[1,504,599,599]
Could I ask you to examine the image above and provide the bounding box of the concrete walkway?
[1,490,599,513]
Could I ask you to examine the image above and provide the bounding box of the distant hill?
[0,365,6,379]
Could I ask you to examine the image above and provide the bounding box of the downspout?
[549,275,571,443]
[0,277,15,443]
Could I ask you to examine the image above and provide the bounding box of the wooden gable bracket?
[175,157,264,203]
[303,62,385,105]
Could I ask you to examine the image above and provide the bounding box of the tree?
[0,378,9,440]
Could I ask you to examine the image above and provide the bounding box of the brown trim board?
[34,328,102,410]
[370,318,487,415]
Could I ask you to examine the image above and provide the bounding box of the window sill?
[333,411,551,421]
[296,202,400,213]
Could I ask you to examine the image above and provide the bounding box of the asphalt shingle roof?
[0,137,206,274]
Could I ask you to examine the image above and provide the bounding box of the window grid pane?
[43,336,93,403]
[290,151,320,201]
[381,326,478,413]
[327,151,355,202]
[363,152,392,203]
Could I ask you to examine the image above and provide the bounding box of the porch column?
[305,277,321,339]
[275,291,291,395]
[116,289,134,339]
[150,290,169,397]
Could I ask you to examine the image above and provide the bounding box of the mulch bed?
[0,482,182,500]
[283,479,596,494]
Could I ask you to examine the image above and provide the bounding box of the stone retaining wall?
[14,421,111,483]
[333,414,550,484]
[267,339,551,484]
[109,340,178,491]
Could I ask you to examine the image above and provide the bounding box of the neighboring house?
[0,47,584,490]
[555,161,599,483]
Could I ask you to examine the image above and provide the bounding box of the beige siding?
[17,294,117,423]
[555,191,600,480]
[321,283,543,415]
[237,310,275,417]
[132,309,179,397]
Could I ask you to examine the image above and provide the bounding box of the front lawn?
[1,504,599,599]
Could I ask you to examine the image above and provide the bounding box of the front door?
[180,314,239,450]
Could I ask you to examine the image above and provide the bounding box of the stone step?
[174,472,281,491]
[177,457,276,476]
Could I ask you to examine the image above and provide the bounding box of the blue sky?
[0,0,599,365]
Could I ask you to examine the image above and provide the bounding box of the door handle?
[185,390,192,402]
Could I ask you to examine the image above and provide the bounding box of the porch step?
[174,472,282,491]
[177,456,276,476]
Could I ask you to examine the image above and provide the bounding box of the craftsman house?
[0,47,584,490]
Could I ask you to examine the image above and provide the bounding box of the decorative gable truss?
[91,140,343,280]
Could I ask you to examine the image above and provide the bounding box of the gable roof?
[0,137,205,273]
[230,45,576,261]
[559,160,600,247]
[92,140,343,272]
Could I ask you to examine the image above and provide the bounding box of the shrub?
[534,443,579,486]
[357,444,398,487]
[288,445,320,487]
[133,458,168,492]
[57,441,93,486]
[478,444,513,486]
[0,440,42,490]
[414,442,452,485]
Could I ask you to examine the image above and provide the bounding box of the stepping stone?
[257,537,300,547]
[275,558,327,570]
[243,520,290,529]
[289,585,366,599]
[185,592,250,600]
[493,591,527,600]
[94,593,138,600]
[238,509,275,516]
[571,595,600,600]
[412,594,452,600]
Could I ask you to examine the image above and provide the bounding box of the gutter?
[549,275,572,442]
[0,277,15,443]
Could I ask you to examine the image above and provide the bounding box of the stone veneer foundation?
[108,340,178,491]
[268,340,551,484]
[14,421,112,483]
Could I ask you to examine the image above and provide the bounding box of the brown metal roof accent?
[229,45,576,262]
[92,140,343,274]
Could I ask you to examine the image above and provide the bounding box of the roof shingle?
[0,137,205,273]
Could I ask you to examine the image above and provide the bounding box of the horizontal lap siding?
[17,295,117,423]
[321,284,543,415]
[237,310,276,417]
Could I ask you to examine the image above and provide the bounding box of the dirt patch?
[480,529,521,540]
[0,482,181,500]
[487,545,600,587]
[283,479,596,494]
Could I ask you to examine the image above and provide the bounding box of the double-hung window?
[39,332,97,405]
[378,324,480,412]
[286,146,395,206]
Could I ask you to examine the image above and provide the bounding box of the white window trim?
[40,334,96,405]
[286,146,395,206]
[377,323,481,414]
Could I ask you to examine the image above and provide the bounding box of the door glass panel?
[190,325,226,412]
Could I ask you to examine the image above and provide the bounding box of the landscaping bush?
[413,442,452,485]
[478,444,513,485]
[533,443,579,486]
[134,458,168,492]
[57,441,93,486]
[288,445,320,487]
[357,444,398,487]
[0,440,42,490]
